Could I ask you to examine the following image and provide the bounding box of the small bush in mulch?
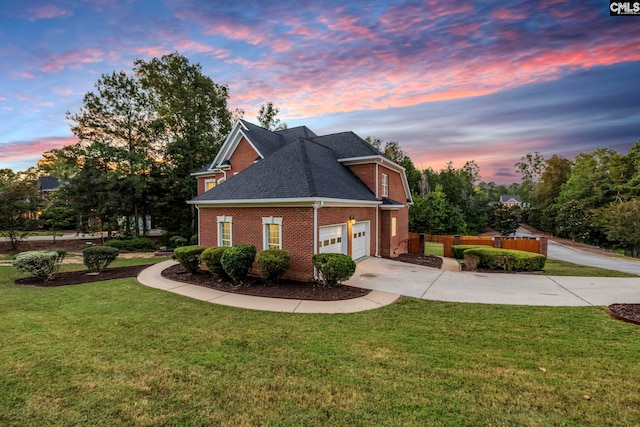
[83,246,119,272]
[220,244,256,283]
[201,246,229,279]
[173,245,205,274]
[311,253,356,287]
[256,249,290,284]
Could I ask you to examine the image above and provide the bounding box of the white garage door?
[352,222,368,259]
[319,225,345,254]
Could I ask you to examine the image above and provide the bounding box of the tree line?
[404,142,640,257]
[1,52,288,249]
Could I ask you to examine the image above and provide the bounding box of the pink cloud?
[174,39,230,58]
[0,136,78,163]
[27,4,73,21]
[41,48,104,72]
[492,9,528,20]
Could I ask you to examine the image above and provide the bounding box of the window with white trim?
[262,217,283,250]
[382,173,389,197]
[391,217,397,237]
[205,179,216,191]
[216,216,233,247]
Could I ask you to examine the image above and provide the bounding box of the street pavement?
[515,227,640,275]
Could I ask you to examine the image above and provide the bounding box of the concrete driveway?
[345,257,640,306]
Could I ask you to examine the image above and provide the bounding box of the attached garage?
[352,221,369,259]
[319,225,346,254]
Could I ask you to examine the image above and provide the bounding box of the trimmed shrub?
[105,237,157,251]
[451,245,487,259]
[82,246,119,271]
[311,253,356,286]
[221,244,256,283]
[201,246,229,279]
[190,234,198,245]
[169,235,188,249]
[12,250,62,281]
[462,247,546,272]
[174,245,205,274]
[256,249,291,284]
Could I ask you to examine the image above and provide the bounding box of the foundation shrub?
[311,253,356,286]
[220,244,256,283]
[256,249,291,284]
[173,245,205,274]
[201,246,229,279]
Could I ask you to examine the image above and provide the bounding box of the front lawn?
[1,264,639,426]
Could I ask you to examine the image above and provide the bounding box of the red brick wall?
[198,206,315,281]
[347,164,377,196]
[379,165,406,203]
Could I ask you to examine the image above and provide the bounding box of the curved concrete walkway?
[137,260,400,313]
[138,258,640,312]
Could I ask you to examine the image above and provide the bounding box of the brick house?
[500,195,522,208]
[189,120,412,281]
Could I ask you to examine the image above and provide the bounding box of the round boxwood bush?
[220,244,256,283]
[201,246,229,279]
[12,250,64,281]
[311,253,356,286]
[173,245,205,274]
[256,249,291,284]
[82,246,119,271]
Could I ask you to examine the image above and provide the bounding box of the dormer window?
[205,179,216,191]
[382,173,389,197]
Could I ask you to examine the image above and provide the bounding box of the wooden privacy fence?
[408,233,548,257]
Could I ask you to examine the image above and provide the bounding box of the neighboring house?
[189,119,413,281]
[500,195,522,208]
[36,176,60,200]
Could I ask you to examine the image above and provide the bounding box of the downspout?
[313,201,323,280]
[375,163,380,257]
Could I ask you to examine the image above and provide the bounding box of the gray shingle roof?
[276,126,317,142]
[311,132,384,159]
[191,137,378,203]
[37,177,59,191]
[239,120,286,158]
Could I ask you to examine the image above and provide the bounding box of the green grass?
[2,262,640,425]
[424,242,444,257]
[544,258,638,277]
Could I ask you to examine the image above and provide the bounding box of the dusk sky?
[1,0,639,183]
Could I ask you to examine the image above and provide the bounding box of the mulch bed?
[393,253,443,269]
[14,265,151,286]
[608,304,640,326]
[161,264,371,301]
